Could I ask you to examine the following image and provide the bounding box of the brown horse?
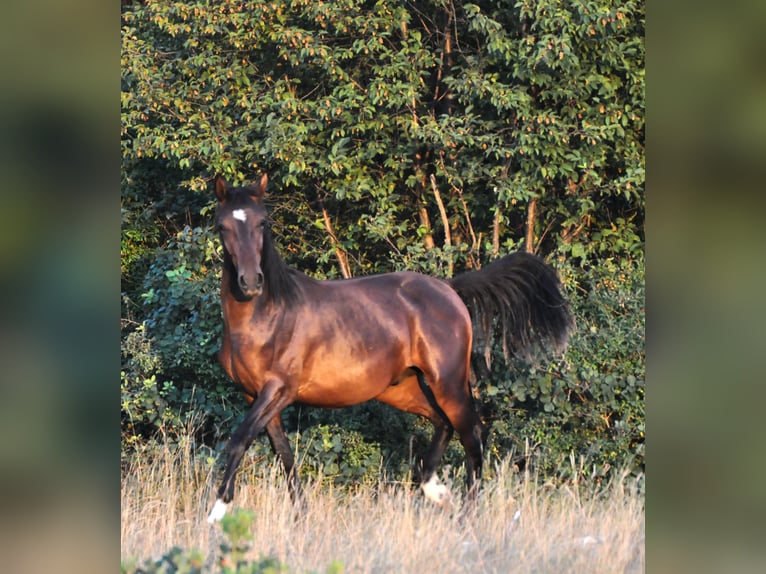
[207,175,573,522]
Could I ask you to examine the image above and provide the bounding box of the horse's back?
[305,270,469,328]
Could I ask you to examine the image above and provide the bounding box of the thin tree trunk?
[429,174,453,276]
[525,196,537,253]
[430,174,452,249]
[319,200,352,278]
[418,205,435,249]
[433,8,455,117]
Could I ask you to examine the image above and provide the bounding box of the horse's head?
[214,174,270,299]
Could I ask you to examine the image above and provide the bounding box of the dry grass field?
[121,435,644,573]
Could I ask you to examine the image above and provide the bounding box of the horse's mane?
[260,225,302,306]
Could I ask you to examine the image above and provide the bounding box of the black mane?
[259,224,302,306]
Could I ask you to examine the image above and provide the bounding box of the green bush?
[122,0,643,278]
[241,422,387,487]
[475,255,645,484]
[121,224,242,448]
[120,0,644,486]
[122,226,644,485]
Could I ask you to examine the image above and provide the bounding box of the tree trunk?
[430,174,453,276]
[525,197,537,254]
[418,205,435,249]
[320,201,352,278]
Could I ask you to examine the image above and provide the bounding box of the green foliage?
[121,224,242,447]
[238,416,406,487]
[121,0,644,486]
[290,423,385,485]
[219,510,261,571]
[477,255,645,482]
[122,0,644,274]
[122,546,206,574]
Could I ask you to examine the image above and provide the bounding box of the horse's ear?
[246,172,268,199]
[214,175,229,202]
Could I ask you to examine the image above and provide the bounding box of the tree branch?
[418,205,435,249]
[429,174,452,248]
[319,200,352,279]
[525,196,537,254]
[429,173,453,276]
[492,206,501,258]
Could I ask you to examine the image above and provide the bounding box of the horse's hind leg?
[412,371,454,484]
[264,415,304,507]
[416,416,454,504]
[420,419,453,482]
[419,370,486,498]
[454,408,485,498]
[374,376,453,502]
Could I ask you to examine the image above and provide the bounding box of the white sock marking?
[207,499,228,523]
[232,209,247,222]
[422,474,452,504]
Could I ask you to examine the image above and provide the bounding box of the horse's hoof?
[421,475,452,505]
[207,499,228,523]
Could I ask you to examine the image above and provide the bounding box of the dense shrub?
[476,255,645,483]
[121,224,239,450]
[120,0,644,487]
[121,220,644,485]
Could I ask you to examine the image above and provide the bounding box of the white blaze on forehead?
[232,209,247,222]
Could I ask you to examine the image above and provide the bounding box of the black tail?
[449,252,574,367]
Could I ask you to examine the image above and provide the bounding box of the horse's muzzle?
[238,269,264,297]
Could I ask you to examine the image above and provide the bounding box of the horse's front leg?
[208,379,291,523]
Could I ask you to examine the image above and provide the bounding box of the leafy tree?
[122,0,643,272]
[121,0,644,482]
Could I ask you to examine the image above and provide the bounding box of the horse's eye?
[260,220,268,228]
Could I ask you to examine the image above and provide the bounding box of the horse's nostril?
[238,271,263,295]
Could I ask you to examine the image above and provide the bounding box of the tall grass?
[121,434,644,573]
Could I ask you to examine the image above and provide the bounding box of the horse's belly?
[296,368,393,408]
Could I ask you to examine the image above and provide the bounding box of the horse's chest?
[219,332,275,391]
